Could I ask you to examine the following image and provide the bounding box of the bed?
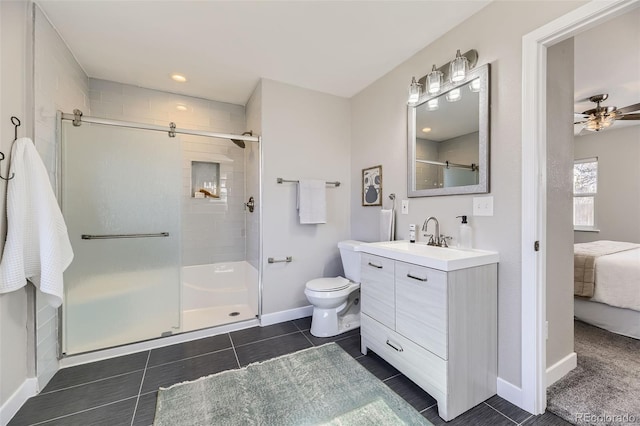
[574,240,640,339]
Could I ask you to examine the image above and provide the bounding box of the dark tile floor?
[9,318,570,425]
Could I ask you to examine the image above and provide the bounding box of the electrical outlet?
[401,200,409,214]
[473,196,494,216]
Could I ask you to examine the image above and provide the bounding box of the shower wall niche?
[191,161,220,198]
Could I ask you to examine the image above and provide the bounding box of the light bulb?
[446,88,461,102]
[450,50,468,83]
[427,65,443,94]
[469,78,481,92]
[408,77,422,105]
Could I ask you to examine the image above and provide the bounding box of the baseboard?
[546,352,577,387]
[0,378,38,426]
[497,377,523,409]
[260,305,313,326]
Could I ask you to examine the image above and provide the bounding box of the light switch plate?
[401,200,409,214]
[473,196,494,216]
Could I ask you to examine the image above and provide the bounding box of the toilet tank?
[338,240,363,283]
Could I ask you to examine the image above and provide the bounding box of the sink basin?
[359,240,499,271]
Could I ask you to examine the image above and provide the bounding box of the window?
[573,158,598,230]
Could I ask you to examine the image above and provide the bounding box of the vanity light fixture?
[408,77,422,105]
[426,98,439,111]
[410,50,478,98]
[450,49,469,83]
[446,88,462,102]
[427,65,443,94]
[171,73,187,83]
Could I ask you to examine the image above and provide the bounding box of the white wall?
[261,79,351,315]
[245,81,262,271]
[88,79,248,266]
[0,0,34,415]
[574,126,640,244]
[545,38,575,369]
[33,3,90,390]
[350,1,584,388]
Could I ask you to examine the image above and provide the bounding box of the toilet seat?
[306,277,350,292]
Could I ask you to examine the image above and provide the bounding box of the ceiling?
[36,0,491,106]
[573,7,640,134]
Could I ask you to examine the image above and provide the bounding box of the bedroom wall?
[574,125,640,244]
[545,38,575,371]
[350,0,584,391]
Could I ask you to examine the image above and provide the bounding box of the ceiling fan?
[574,94,640,132]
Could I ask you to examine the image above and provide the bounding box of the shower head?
[230,139,245,149]
[230,131,253,149]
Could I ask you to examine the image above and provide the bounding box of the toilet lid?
[306,277,350,292]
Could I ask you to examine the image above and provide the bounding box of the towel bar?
[277,178,340,187]
[268,256,292,264]
[81,232,169,240]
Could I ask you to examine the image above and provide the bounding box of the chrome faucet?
[422,217,440,246]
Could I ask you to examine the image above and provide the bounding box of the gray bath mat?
[154,342,432,425]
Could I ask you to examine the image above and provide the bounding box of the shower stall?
[58,112,260,355]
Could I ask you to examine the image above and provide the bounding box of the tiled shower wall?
[34,5,91,389]
[88,79,249,266]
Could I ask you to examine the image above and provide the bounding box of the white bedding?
[590,247,640,312]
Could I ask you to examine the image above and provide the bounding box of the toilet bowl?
[305,240,362,337]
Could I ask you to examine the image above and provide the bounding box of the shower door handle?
[245,196,255,213]
[81,232,169,240]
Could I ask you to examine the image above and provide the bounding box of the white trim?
[546,352,577,388]
[521,0,640,415]
[60,318,258,368]
[0,378,38,426]
[260,305,313,326]
[497,378,523,408]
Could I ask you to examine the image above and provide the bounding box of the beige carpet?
[154,343,432,425]
[547,320,640,425]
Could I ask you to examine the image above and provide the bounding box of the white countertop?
[359,240,499,271]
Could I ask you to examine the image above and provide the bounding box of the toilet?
[305,240,362,337]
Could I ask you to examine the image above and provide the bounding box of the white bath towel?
[379,209,395,241]
[0,138,74,307]
[297,179,327,224]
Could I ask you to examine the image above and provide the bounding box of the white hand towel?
[0,138,74,307]
[379,209,395,241]
[297,179,327,224]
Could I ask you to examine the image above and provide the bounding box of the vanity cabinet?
[360,252,497,421]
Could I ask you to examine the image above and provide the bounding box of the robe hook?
[1,116,20,180]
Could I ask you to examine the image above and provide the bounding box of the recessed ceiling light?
[171,73,187,83]
[422,127,432,133]
[176,104,188,111]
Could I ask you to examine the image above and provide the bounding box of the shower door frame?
[55,110,263,358]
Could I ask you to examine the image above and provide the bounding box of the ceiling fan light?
[427,65,443,94]
[450,49,468,83]
[408,76,422,105]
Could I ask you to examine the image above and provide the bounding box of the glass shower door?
[61,121,182,355]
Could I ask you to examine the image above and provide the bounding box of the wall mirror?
[408,63,490,197]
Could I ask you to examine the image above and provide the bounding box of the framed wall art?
[362,165,382,206]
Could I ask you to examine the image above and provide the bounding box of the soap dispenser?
[456,215,472,249]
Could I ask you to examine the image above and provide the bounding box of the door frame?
[520,0,640,414]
